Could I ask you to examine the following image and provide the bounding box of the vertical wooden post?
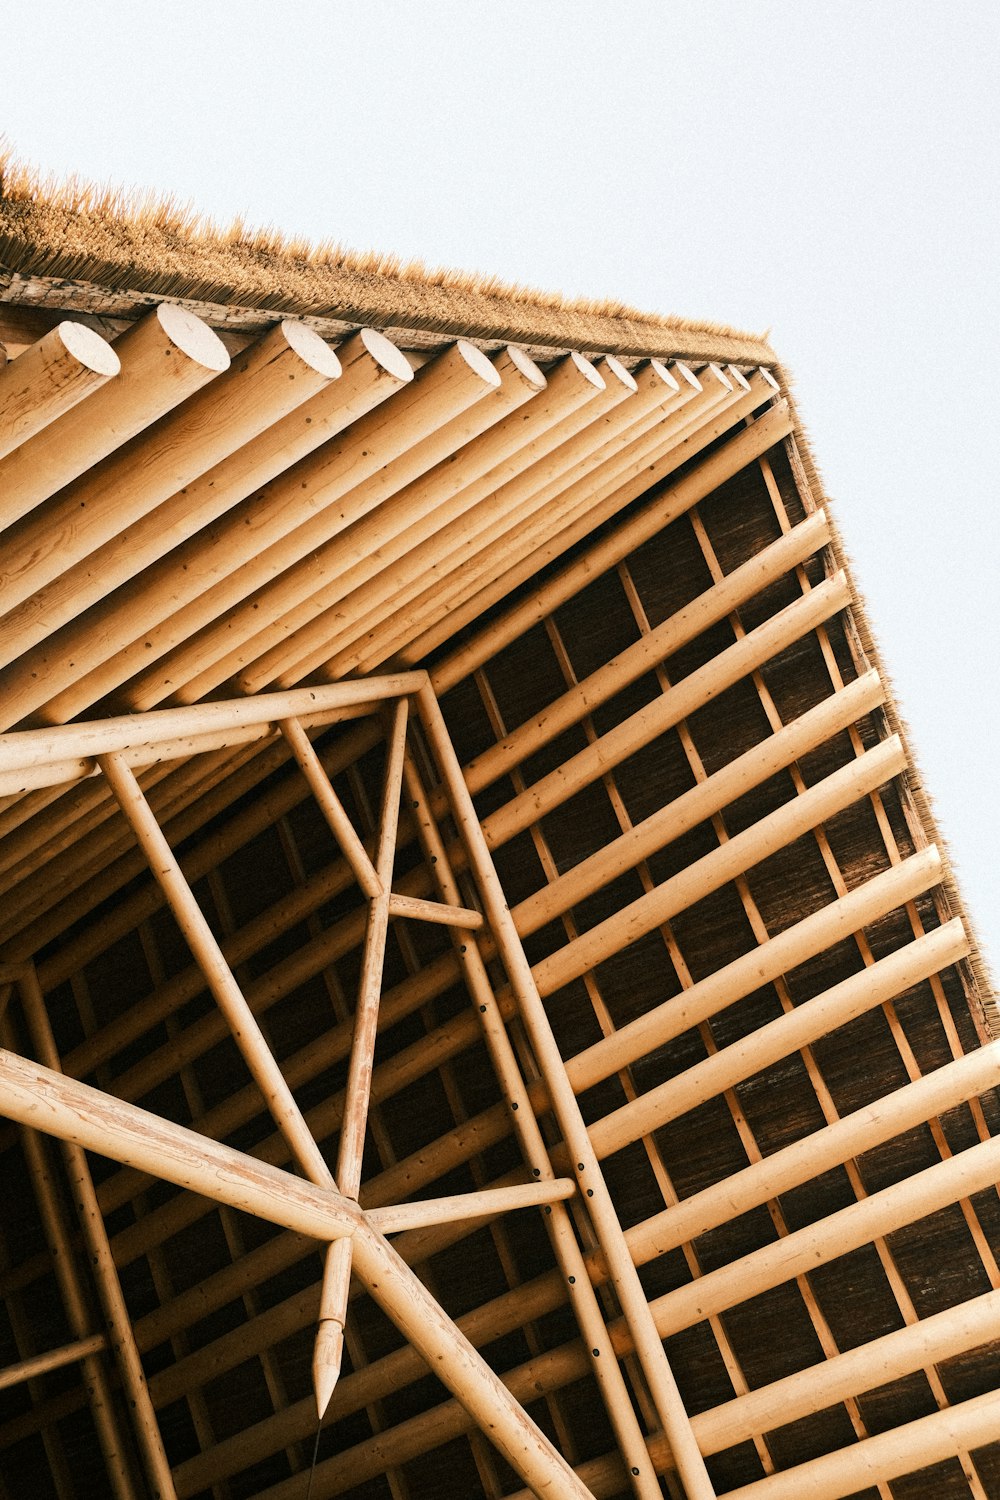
[416,682,717,1500]
[315,699,408,1414]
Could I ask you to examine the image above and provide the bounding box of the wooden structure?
[0,170,998,1500]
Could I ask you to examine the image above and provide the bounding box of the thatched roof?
[1,151,998,1500]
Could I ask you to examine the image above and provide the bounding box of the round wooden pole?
[0,320,120,465]
[0,304,231,530]
[27,328,413,729]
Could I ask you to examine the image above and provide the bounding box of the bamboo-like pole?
[366,1178,577,1233]
[589,918,969,1156]
[0,320,352,673]
[0,320,120,465]
[463,509,832,799]
[528,734,907,999]
[27,328,413,729]
[315,698,408,1415]
[514,669,884,942]
[717,1380,1000,1500]
[98,750,337,1188]
[413,389,790,679]
[329,372,773,679]
[649,1082,999,1344]
[566,845,943,1092]
[115,340,504,711]
[694,1283,1000,1457]
[0,1332,107,1392]
[238,357,678,694]
[279,716,382,899]
[0,676,422,774]
[0,304,233,531]
[164,347,568,705]
[416,682,718,1500]
[478,572,852,855]
[401,752,665,1500]
[13,1076,138,1500]
[18,970,179,1500]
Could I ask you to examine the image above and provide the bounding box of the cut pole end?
[673,360,702,392]
[649,358,681,392]
[504,345,547,391]
[603,355,638,393]
[569,350,606,390]
[54,321,120,378]
[358,327,415,385]
[280,320,343,380]
[455,339,503,389]
[153,303,231,372]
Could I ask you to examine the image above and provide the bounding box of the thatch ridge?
[0,146,775,364]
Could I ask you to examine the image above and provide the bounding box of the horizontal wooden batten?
[462,509,833,801]
[717,1385,1000,1500]
[693,1282,1000,1456]
[589,917,969,1157]
[480,569,852,855]
[530,733,906,999]
[0,320,120,467]
[515,668,884,942]
[564,845,943,1091]
[0,1333,107,1393]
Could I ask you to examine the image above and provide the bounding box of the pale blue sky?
[4,2,999,973]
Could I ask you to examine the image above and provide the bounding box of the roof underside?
[0,186,998,1500]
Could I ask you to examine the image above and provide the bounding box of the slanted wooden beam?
[366,1177,577,1233]
[416,682,718,1500]
[0,320,120,466]
[0,304,233,530]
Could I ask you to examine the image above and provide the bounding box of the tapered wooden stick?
[0,1332,107,1392]
[18,969,179,1500]
[0,304,232,531]
[416,682,718,1500]
[0,320,120,466]
[366,1177,577,1233]
[314,698,409,1414]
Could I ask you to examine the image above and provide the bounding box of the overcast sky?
[4,2,998,975]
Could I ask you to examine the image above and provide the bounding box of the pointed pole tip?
[313,1319,345,1418]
